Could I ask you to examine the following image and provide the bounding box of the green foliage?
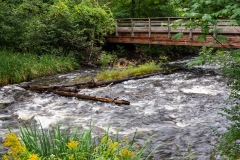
[96,62,161,81]
[3,123,154,159]
[0,50,79,85]
[99,0,175,18]
[0,0,114,61]
[187,47,214,66]
[171,0,240,20]
[98,51,117,67]
[115,45,128,57]
[172,32,184,40]
[216,35,227,43]
[198,35,206,43]
[0,1,25,48]
[187,47,240,159]
[170,0,239,47]
[187,47,232,66]
[218,104,240,159]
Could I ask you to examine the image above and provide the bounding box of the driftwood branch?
[53,91,130,105]
[21,85,78,93]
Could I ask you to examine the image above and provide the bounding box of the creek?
[0,58,232,159]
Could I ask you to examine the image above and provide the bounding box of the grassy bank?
[96,62,161,81]
[2,124,152,160]
[0,50,79,85]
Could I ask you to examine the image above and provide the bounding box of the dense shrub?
[0,0,114,61]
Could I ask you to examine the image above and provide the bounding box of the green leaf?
[171,32,184,40]
[187,55,206,66]
[202,14,212,21]
[231,49,240,62]
[217,35,227,43]
[198,35,206,42]
[188,12,201,18]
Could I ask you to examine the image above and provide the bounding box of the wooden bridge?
[107,18,240,48]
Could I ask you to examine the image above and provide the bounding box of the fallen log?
[19,67,179,105]
[61,69,180,89]
[87,68,180,88]
[21,68,180,91]
[53,91,130,105]
[21,85,78,93]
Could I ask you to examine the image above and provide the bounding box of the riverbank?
[0,50,79,86]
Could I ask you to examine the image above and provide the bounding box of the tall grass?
[0,50,79,85]
[96,62,161,81]
[2,124,155,160]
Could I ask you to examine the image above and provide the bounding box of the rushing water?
[0,59,232,159]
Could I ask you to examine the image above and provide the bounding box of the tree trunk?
[131,0,135,17]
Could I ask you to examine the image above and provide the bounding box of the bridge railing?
[115,18,240,39]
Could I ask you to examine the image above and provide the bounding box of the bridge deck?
[107,18,240,48]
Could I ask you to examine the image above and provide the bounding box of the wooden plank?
[116,26,240,34]
[107,33,240,48]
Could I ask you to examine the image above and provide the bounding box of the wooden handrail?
[109,18,240,48]
[115,18,239,38]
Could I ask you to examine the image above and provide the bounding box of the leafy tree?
[0,0,114,62]
[0,1,23,48]
[99,0,175,18]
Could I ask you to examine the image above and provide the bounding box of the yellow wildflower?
[123,136,129,140]
[3,132,20,147]
[4,132,27,156]
[106,142,119,155]
[109,142,118,150]
[9,145,27,155]
[67,140,79,149]
[121,149,134,157]
[69,154,74,160]
[3,155,8,160]
[135,145,140,149]
[101,136,108,143]
[28,153,40,160]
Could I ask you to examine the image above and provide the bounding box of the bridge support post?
[213,25,217,38]
[148,18,151,37]
[131,19,134,37]
[189,26,193,40]
[168,18,171,38]
[115,20,119,36]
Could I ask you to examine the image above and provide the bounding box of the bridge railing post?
[213,25,217,38]
[189,18,193,40]
[168,18,171,38]
[189,26,193,40]
[131,19,134,37]
[115,20,118,36]
[149,18,151,37]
